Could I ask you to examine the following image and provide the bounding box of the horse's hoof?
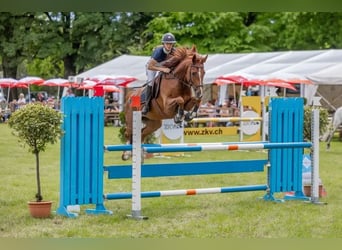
[184,113,195,122]
[121,153,130,161]
[174,117,182,124]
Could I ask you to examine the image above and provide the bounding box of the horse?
[322,106,342,150]
[122,45,208,160]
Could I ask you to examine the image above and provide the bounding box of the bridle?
[168,60,205,91]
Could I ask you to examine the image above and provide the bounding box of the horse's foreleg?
[165,97,185,124]
[174,106,185,124]
[184,99,201,122]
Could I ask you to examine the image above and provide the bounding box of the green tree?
[142,12,342,54]
[0,12,36,78]
[142,12,279,53]
[257,12,342,50]
[1,12,342,85]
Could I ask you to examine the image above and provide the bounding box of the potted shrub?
[8,103,63,218]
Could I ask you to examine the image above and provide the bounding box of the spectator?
[17,93,26,108]
[37,92,45,102]
[104,98,114,112]
[0,99,10,122]
[66,88,75,97]
[200,99,217,127]
[219,102,233,126]
[9,99,18,112]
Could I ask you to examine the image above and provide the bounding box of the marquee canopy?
[76,49,342,87]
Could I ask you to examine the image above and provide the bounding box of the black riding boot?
[142,85,152,115]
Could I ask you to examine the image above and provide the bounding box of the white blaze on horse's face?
[188,60,204,100]
[198,67,203,99]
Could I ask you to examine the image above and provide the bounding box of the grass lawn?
[0,122,341,238]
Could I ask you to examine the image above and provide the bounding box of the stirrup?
[141,104,149,115]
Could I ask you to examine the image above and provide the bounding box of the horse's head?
[188,51,208,100]
[169,45,208,100]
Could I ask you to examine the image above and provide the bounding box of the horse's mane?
[162,46,197,68]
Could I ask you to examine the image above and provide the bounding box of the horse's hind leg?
[121,125,133,160]
[122,139,132,161]
[326,126,337,150]
[141,119,162,143]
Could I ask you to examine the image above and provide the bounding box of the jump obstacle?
[56,97,321,218]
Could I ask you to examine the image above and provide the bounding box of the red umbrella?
[0,78,19,104]
[216,74,297,90]
[17,76,44,102]
[100,85,121,93]
[42,78,70,87]
[86,74,137,87]
[216,75,263,86]
[42,78,74,102]
[259,80,297,91]
[0,78,18,88]
[14,82,30,88]
[17,76,44,86]
[77,80,98,96]
[266,73,313,85]
[78,80,98,90]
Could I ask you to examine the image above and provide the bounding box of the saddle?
[140,74,162,103]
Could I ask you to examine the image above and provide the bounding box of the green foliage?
[8,104,63,201]
[303,106,329,141]
[25,57,64,79]
[8,104,64,154]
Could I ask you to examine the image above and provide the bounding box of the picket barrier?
[56,97,320,218]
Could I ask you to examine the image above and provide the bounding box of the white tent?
[307,64,342,85]
[77,54,149,86]
[75,49,342,109]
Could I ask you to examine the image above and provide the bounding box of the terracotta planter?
[303,185,324,197]
[28,201,52,218]
[144,153,154,159]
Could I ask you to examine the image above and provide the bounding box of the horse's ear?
[203,54,208,63]
[192,54,197,64]
[191,44,197,53]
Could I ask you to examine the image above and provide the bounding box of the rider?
[142,32,177,115]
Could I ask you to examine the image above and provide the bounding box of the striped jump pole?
[104,142,270,151]
[104,141,269,152]
[104,185,268,200]
[143,142,312,154]
[104,141,310,152]
[189,116,262,123]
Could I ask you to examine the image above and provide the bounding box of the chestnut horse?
[122,45,208,160]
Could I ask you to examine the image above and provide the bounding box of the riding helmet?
[161,33,176,44]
